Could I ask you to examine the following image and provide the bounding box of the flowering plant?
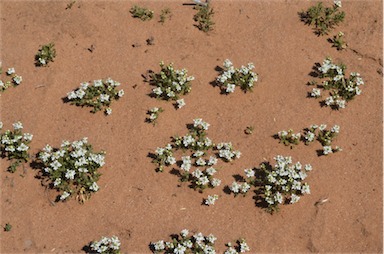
[90,236,121,254]
[331,31,348,50]
[0,64,23,92]
[0,121,33,173]
[150,61,194,101]
[304,124,342,155]
[277,129,301,148]
[66,78,124,115]
[300,1,345,36]
[309,57,364,109]
[36,138,105,203]
[216,59,258,94]
[147,107,164,125]
[151,229,250,254]
[229,156,312,213]
[35,42,56,66]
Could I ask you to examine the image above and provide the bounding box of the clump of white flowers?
[216,142,241,162]
[152,144,175,172]
[150,61,194,102]
[0,63,23,92]
[147,107,164,125]
[0,121,33,173]
[204,194,219,206]
[152,230,250,254]
[66,78,124,115]
[309,57,364,109]
[216,59,258,94]
[35,42,56,67]
[277,129,301,148]
[37,138,105,203]
[90,236,121,254]
[176,98,186,109]
[229,156,312,213]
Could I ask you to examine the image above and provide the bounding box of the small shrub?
[193,3,215,32]
[216,59,259,94]
[4,223,12,232]
[150,61,194,101]
[0,121,33,173]
[277,129,301,148]
[35,43,56,66]
[66,78,124,115]
[330,31,348,50]
[90,236,121,254]
[159,8,172,24]
[300,1,345,36]
[0,64,23,92]
[244,126,254,135]
[147,107,164,125]
[36,138,105,203]
[130,5,154,21]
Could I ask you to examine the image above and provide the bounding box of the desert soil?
[0,0,383,253]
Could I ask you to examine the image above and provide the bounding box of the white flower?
[205,194,219,206]
[105,108,112,115]
[89,182,99,192]
[323,146,333,155]
[331,125,340,133]
[67,91,77,100]
[65,169,76,180]
[240,183,251,193]
[118,89,124,97]
[223,59,233,68]
[23,133,33,141]
[310,88,321,97]
[193,150,204,157]
[75,89,86,99]
[50,160,62,171]
[13,75,22,85]
[153,240,165,251]
[16,143,29,152]
[207,156,218,166]
[301,183,310,194]
[336,100,346,109]
[180,229,189,238]
[210,178,221,187]
[325,96,335,106]
[240,240,250,253]
[196,157,206,166]
[176,98,186,109]
[0,121,3,129]
[226,83,236,93]
[229,182,240,193]
[53,178,62,187]
[174,244,187,254]
[334,0,342,8]
[290,194,300,204]
[60,191,70,200]
[166,156,176,165]
[7,68,15,75]
[153,87,163,95]
[99,94,110,102]
[319,124,327,131]
[13,121,23,130]
[304,164,312,171]
[93,79,103,87]
[206,167,217,176]
[80,82,89,90]
[39,58,46,65]
[274,192,283,204]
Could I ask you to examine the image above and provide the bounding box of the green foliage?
[331,31,348,50]
[193,4,215,32]
[300,2,345,36]
[159,8,171,24]
[4,223,12,232]
[35,43,56,66]
[277,129,301,148]
[130,5,154,21]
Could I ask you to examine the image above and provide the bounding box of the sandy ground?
[0,0,382,253]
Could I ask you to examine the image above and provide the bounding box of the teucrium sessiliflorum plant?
[0,64,23,92]
[309,57,364,110]
[66,78,124,115]
[37,138,105,203]
[216,59,258,94]
[35,42,56,66]
[300,0,345,36]
[147,107,164,125]
[0,121,33,173]
[90,236,121,254]
[151,229,250,254]
[150,61,194,101]
[229,156,312,214]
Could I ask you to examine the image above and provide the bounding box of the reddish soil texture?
[0,0,382,253]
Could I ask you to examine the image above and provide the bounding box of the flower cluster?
[35,42,56,66]
[37,138,105,203]
[66,78,124,115]
[152,119,239,204]
[0,64,23,92]
[216,59,258,94]
[150,61,194,101]
[309,57,364,109]
[229,156,312,213]
[147,107,164,125]
[277,129,301,148]
[305,124,342,155]
[0,121,33,173]
[90,236,121,254]
[151,230,250,254]
[224,239,250,254]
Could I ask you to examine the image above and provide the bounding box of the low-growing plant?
[305,124,342,155]
[244,126,254,135]
[229,156,312,213]
[216,59,259,94]
[0,121,33,173]
[309,57,364,109]
[147,107,164,125]
[130,5,154,21]
[150,61,194,101]
[36,138,105,203]
[204,194,219,206]
[66,78,124,115]
[277,129,301,148]
[330,31,348,50]
[35,42,56,66]
[90,236,121,254]
[159,8,172,24]
[152,119,240,198]
[4,223,12,232]
[151,229,250,254]
[193,2,215,32]
[0,64,23,92]
[300,0,345,36]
